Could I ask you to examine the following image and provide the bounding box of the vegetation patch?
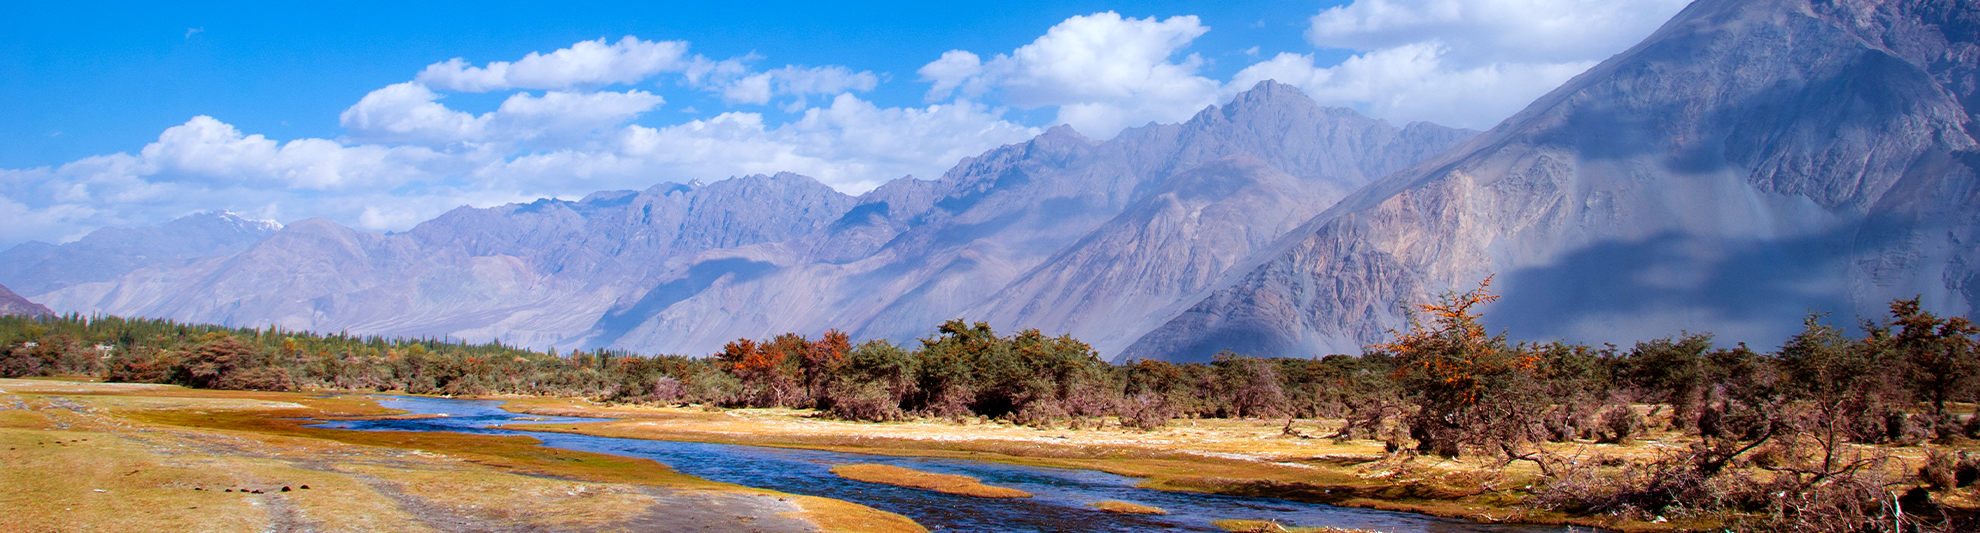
[1211,519,1374,532]
[1088,500,1165,514]
[829,463,1031,498]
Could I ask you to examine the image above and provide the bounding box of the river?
[308,395,1579,533]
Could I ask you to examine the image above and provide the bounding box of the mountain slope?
[1125,0,1980,362]
[968,154,1349,356]
[0,283,51,317]
[0,211,279,296]
[14,84,1477,355]
[31,173,858,347]
[597,82,1478,356]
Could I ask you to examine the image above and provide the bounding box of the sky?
[0,0,1693,247]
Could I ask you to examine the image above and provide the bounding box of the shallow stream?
[309,396,1577,533]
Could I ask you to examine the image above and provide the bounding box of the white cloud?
[1307,0,1690,65]
[1,4,1702,247]
[4,94,1030,247]
[341,83,663,149]
[919,12,1222,140]
[717,65,880,105]
[415,37,693,92]
[140,116,447,191]
[488,94,1037,195]
[487,90,665,147]
[339,82,485,146]
[918,51,982,102]
[1229,44,1596,129]
[1243,0,1691,129]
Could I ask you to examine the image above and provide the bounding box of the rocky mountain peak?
[1124,0,1980,362]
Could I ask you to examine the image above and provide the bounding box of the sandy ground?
[0,379,920,533]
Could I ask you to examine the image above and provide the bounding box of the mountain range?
[1125,0,1979,360]
[4,0,1974,361]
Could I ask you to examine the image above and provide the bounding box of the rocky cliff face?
[9,83,1477,357]
[1125,0,1980,361]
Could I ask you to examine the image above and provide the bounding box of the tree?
[801,329,852,407]
[1211,352,1287,419]
[912,319,998,417]
[719,337,796,407]
[1620,333,1715,429]
[1383,276,1547,458]
[1876,297,1980,423]
[826,339,918,421]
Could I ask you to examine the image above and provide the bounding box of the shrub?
[1598,405,1643,445]
[1117,392,1172,431]
[827,380,904,422]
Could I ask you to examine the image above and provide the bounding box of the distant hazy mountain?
[0,211,279,296]
[0,283,51,318]
[13,82,1477,357]
[27,173,858,348]
[594,82,1477,356]
[1125,0,1980,361]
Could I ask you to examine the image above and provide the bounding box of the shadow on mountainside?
[590,258,779,349]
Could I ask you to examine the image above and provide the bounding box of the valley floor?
[7,377,1976,532]
[0,378,919,533]
[497,398,1980,532]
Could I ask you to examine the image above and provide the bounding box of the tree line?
[3,281,1979,529]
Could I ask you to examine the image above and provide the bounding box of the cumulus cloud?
[338,82,486,146]
[1,32,1035,246]
[919,12,1222,140]
[716,65,881,105]
[1306,0,1690,65]
[1229,44,1597,129]
[0,116,480,241]
[1236,0,1692,129]
[415,37,692,92]
[482,94,1037,195]
[1,3,1701,246]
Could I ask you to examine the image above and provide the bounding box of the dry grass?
[1088,500,1166,514]
[830,463,1032,498]
[1211,519,1377,532]
[0,378,924,533]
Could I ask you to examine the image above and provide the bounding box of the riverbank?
[0,378,921,533]
[496,398,1584,527]
[491,397,1977,532]
[13,378,1972,531]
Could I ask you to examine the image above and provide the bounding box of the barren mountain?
[0,284,51,318]
[26,173,858,348]
[1126,0,1980,361]
[0,211,279,296]
[594,82,1477,355]
[8,83,1476,357]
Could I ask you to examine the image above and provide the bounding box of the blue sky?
[1,1,1337,169]
[0,0,1693,246]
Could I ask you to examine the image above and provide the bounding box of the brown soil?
[830,463,1032,498]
